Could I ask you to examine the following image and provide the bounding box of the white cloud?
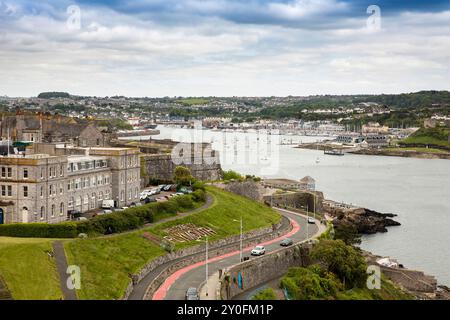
[0,3,449,96]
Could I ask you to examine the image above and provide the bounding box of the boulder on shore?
[332,207,401,234]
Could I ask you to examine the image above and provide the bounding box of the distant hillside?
[401,126,450,149]
[353,91,450,109]
[37,92,71,99]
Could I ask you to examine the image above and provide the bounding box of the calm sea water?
[128,126,450,285]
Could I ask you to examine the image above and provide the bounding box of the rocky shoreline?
[323,201,401,234]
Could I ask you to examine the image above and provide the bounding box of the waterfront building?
[362,135,389,148]
[262,176,316,191]
[336,134,365,145]
[299,176,316,191]
[262,179,302,190]
[0,145,140,224]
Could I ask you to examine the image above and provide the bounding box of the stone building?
[0,114,111,147]
[0,145,140,224]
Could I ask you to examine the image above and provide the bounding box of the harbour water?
[127,126,450,286]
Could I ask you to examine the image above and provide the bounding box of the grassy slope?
[65,233,166,300]
[0,237,62,300]
[401,127,450,148]
[385,147,450,154]
[65,186,281,299]
[149,187,281,249]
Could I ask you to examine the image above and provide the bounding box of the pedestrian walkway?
[52,241,78,300]
[199,271,220,300]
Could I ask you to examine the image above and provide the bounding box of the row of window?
[119,187,139,202]
[34,203,65,220]
[120,171,139,184]
[1,184,64,198]
[67,160,108,173]
[68,191,110,209]
[67,174,111,191]
[120,155,139,169]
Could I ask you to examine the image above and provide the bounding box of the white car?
[251,246,266,256]
[308,217,316,224]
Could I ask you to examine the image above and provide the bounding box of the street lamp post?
[197,236,209,297]
[306,203,309,239]
[233,217,243,262]
[313,193,316,222]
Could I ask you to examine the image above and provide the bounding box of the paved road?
[158,208,320,300]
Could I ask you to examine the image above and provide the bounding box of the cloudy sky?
[0,0,449,97]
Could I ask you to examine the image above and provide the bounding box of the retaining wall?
[220,242,312,300]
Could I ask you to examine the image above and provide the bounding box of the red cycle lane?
[152,217,300,300]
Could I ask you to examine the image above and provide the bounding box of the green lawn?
[64,186,281,299]
[65,233,166,300]
[0,237,62,300]
[401,127,450,148]
[385,147,450,154]
[149,187,281,248]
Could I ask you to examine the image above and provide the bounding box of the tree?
[280,265,342,300]
[334,222,362,246]
[310,240,367,289]
[222,170,242,181]
[173,166,195,186]
[251,288,277,300]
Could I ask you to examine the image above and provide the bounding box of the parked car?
[144,197,157,204]
[280,238,293,247]
[308,217,316,224]
[185,287,199,300]
[75,217,88,221]
[251,245,266,256]
[102,210,113,215]
[163,184,172,191]
[178,187,193,194]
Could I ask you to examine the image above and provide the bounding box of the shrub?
[222,170,243,181]
[280,265,342,300]
[173,195,195,210]
[251,288,277,300]
[192,181,206,191]
[192,189,206,202]
[0,222,79,238]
